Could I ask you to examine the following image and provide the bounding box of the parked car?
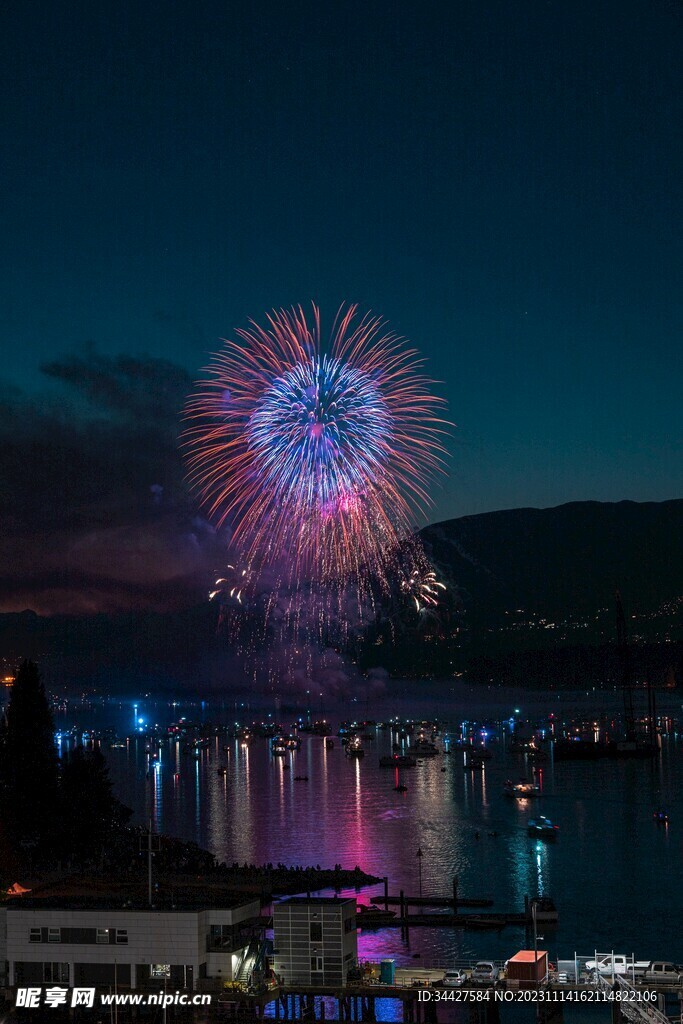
[443,969,466,987]
[471,961,498,985]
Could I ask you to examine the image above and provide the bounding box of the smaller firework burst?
[209,564,251,606]
[400,565,447,613]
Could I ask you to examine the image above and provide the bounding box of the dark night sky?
[0,0,681,614]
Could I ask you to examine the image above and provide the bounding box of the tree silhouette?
[59,746,132,864]
[0,660,59,858]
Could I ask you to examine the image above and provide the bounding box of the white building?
[272,897,357,987]
[0,896,262,991]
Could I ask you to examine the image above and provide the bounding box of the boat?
[271,736,287,755]
[412,739,439,757]
[294,775,309,781]
[504,779,541,797]
[653,809,669,824]
[356,905,397,927]
[379,754,417,768]
[528,897,558,923]
[285,735,301,751]
[325,739,334,750]
[345,736,365,758]
[394,784,408,792]
[216,767,228,776]
[464,915,506,930]
[527,816,559,840]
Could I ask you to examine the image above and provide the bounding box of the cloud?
[0,348,224,614]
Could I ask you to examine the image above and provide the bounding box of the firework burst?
[400,566,447,613]
[183,304,447,612]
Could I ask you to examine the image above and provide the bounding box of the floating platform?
[382,894,494,908]
[366,911,527,928]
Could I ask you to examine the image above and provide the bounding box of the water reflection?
[97,723,683,966]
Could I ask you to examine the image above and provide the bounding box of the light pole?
[532,900,539,1018]
[416,847,423,898]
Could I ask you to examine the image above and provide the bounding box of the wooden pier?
[216,977,683,1024]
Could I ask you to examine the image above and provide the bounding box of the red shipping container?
[506,950,548,987]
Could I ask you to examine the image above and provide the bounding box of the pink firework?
[182,304,448,590]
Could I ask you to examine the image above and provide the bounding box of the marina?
[47,693,683,969]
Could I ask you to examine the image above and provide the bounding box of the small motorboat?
[528,816,559,840]
[346,737,365,758]
[394,784,408,793]
[504,779,541,797]
[216,767,228,776]
[653,809,669,824]
[294,775,309,782]
[380,754,417,768]
[464,915,506,930]
[325,739,334,750]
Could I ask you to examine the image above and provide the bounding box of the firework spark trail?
[183,304,448,604]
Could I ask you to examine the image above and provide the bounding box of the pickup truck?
[585,956,650,977]
[639,962,683,985]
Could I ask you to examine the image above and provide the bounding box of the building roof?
[5,894,259,913]
[1,876,263,914]
[275,897,356,907]
[508,950,548,963]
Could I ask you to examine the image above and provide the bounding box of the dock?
[214,973,681,1024]
[358,910,527,929]
[381,895,493,908]
[370,876,493,910]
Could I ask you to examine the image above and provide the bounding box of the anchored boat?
[527,816,559,840]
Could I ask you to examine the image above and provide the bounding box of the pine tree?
[0,660,59,858]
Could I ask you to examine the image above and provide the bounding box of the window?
[344,917,356,933]
[29,928,41,943]
[310,922,322,942]
[96,928,109,944]
[310,956,324,972]
[115,929,128,944]
[44,963,69,983]
[209,924,233,949]
[47,928,61,943]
